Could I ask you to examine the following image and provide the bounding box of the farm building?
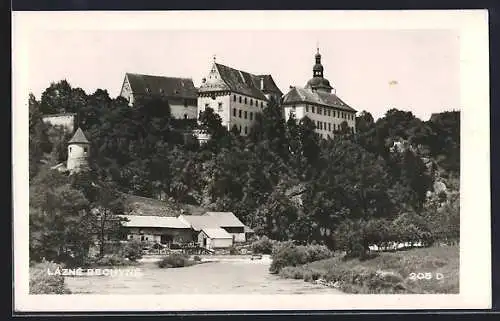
[121,215,193,244]
[197,228,233,250]
[178,211,248,248]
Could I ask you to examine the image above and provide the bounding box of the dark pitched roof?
[198,63,282,100]
[123,194,207,217]
[125,73,198,99]
[282,87,357,112]
[68,127,89,144]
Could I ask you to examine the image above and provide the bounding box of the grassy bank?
[278,245,459,294]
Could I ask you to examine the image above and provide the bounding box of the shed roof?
[125,73,198,99]
[202,228,233,239]
[178,215,220,231]
[282,87,356,112]
[121,215,191,229]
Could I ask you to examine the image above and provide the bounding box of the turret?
[67,127,90,173]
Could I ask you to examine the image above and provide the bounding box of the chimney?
[202,78,206,83]
[260,78,264,90]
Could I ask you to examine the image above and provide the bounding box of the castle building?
[282,49,357,139]
[197,59,282,135]
[119,73,198,120]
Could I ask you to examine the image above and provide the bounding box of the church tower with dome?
[282,48,357,139]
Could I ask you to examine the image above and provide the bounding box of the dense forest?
[29,80,460,262]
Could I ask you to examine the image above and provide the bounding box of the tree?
[29,168,92,265]
[29,94,52,179]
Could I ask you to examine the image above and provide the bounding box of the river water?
[65,257,342,295]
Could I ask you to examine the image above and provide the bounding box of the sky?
[17,19,460,121]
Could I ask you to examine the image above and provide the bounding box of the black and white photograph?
[13,10,491,311]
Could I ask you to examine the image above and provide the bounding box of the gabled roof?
[121,215,191,229]
[205,212,245,228]
[178,215,220,231]
[282,87,357,112]
[125,73,198,99]
[198,63,282,100]
[68,127,89,144]
[202,228,233,239]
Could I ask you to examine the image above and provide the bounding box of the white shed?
[198,228,233,250]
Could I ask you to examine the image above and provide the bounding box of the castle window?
[311,106,315,113]
[184,100,188,107]
[260,102,263,108]
[83,147,88,153]
[218,102,223,112]
[250,112,253,120]
[233,108,237,117]
[244,111,248,119]
[244,97,247,104]
[205,103,209,109]
[318,107,322,114]
[328,110,331,117]
[324,122,327,129]
[328,123,331,131]
[69,147,72,153]
[250,99,253,106]
[239,125,242,133]
[239,110,242,118]
[239,96,242,103]
[233,95,236,102]
[324,109,327,116]
[184,114,188,119]
[244,126,248,134]
[306,105,309,112]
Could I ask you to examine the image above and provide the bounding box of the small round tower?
[67,127,90,173]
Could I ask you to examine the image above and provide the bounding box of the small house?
[198,228,233,250]
[205,212,246,243]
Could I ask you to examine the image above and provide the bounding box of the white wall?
[284,103,356,139]
[170,103,198,119]
[229,93,267,136]
[210,238,233,249]
[198,94,231,128]
[231,232,246,243]
[42,114,75,133]
[67,143,89,171]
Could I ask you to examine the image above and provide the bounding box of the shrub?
[193,255,202,262]
[251,236,275,254]
[122,240,143,262]
[157,253,194,268]
[270,243,332,274]
[29,261,71,294]
[94,254,130,267]
[229,246,239,255]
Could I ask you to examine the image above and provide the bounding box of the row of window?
[315,120,354,133]
[233,108,255,120]
[233,94,264,108]
[232,124,249,135]
[304,105,354,120]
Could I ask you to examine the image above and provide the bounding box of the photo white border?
[12,9,491,311]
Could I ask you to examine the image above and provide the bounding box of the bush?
[251,236,275,254]
[93,254,130,267]
[29,261,71,294]
[157,253,194,268]
[122,240,143,262]
[229,246,239,255]
[270,242,332,274]
[193,255,202,262]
